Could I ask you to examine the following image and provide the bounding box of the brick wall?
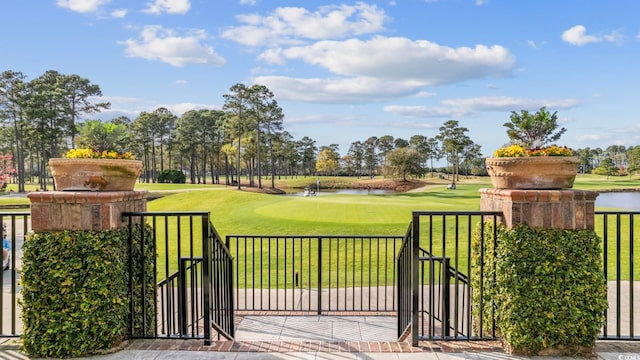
[479,188,598,230]
[27,191,147,232]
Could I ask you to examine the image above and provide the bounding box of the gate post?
[25,191,147,357]
[442,257,451,338]
[317,237,323,315]
[479,188,604,356]
[411,213,420,346]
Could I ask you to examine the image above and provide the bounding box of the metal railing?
[0,212,30,337]
[226,235,404,313]
[396,223,413,339]
[407,210,640,344]
[598,210,640,340]
[409,211,503,344]
[123,212,234,344]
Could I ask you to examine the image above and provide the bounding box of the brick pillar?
[27,190,147,232]
[479,188,598,230]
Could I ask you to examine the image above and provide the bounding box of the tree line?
[1,69,638,192]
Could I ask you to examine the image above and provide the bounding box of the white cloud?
[384,105,470,118]
[253,76,421,103]
[143,0,190,15]
[441,96,581,111]
[111,8,127,18]
[604,30,624,44]
[97,97,219,120]
[239,0,257,5]
[278,36,515,85]
[120,25,225,67]
[527,40,547,49]
[56,0,110,13]
[561,25,622,46]
[383,96,582,119]
[222,3,387,46]
[254,36,514,103]
[475,0,488,5]
[562,25,600,46]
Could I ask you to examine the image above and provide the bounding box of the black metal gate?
[123,212,234,344]
[226,235,404,313]
[403,210,640,345]
[402,211,503,345]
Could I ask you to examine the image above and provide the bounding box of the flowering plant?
[64,148,136,160]
[493,107,574,157]
[493,144,574,157]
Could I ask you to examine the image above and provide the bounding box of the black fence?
[409,210,640,344]
[409,211,503,344]
[122,212,234,344]
[598,211,640,340]
[0,212,30,338]
[226,235,404,313]
[1,209,638,344]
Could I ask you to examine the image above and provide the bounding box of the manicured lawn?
[2,174,638,283]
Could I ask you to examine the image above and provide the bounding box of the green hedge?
[157,169,186,183]
[21,230,128,358]
[20,224,155,358]
[472,223,607,355]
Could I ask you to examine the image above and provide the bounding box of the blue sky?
[2,0,639,157]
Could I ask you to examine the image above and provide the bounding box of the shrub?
[472,223,607,355]
[21,230,128,358]
[157,169,186,183]
[20,224,156,357]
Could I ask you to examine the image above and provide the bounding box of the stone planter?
[485,156,579,189]
[49,158,143,191]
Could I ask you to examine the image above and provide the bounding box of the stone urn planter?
[49,158,143,191]
[485,156,579,189]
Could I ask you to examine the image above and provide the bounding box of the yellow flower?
[493,144,574,157]
[63,148,136,160]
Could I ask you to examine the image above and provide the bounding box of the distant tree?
[0,154,15,191]
[316,146,340,175]
[58,73,110,146]
[298,136,317,176]
[394,137,409,148]
[0,70,28,192]
[348,141,364,177]
[576,147,595,174]
[627,146,640,174]
[592,157,618,178]
[425,137,440,177]
[378,135,394,167]
[409,135,428,174]
[460,143,482,177]
[223,83,252,189]
[23,70,72,190]
[436,120,471,186]
[364,136,379,178]
[384,147,423,181]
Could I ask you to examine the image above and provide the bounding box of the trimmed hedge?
[472,223,607,356]
[20,224,155,358]
[157,169,186,183]
[21,230,128,358]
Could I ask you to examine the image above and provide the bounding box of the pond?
[288,189,394,196]
[595,192,640,211]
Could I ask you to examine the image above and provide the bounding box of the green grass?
[2,174,638,285]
